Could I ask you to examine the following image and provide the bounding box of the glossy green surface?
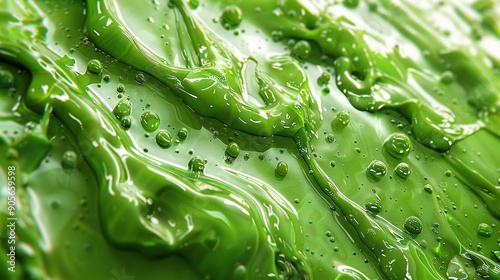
[0,0,500,279]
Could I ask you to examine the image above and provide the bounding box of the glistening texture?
[0,0,499,279]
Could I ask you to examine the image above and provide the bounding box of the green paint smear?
[1,0,500,279]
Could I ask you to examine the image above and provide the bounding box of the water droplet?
[141,111,160,132]
[116,84,125,93]
[113,100,131,119]
[394,162,411,179]
[478,223,492,237]
[317,71,331,86]
[0,70,14,88]
[121,116,132,129]
[365,199,383,214]
[221,5,243,29]
[103,74,110,82]
[440,71,454,84]
[62,150,78,169]
[326,231,332,237]
[178,127,188,140]
[424,184,433,194]
[275,161,289,179]
[86,59,102,75]
[156,130,172,148]
[384,132,411,159]
[292,40,311,60]
[404,216,423,234]
[232,264,246,278]
[188,156,205,178]
[343,0,360,8]
[225,142,240,158]
[188,0,200,9]
[332,111,350,130]
[135,73,146,83]
[367,160,387,181]
[325,133,335,143]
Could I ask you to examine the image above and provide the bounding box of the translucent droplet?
[188,156,205,178]
[424,184,433,194]
[232,264,246,278]
[332,111,350,130]
[156,130,172,148]
[292,40,311,60]
[478,223,492,237]
[325,133,335,143]
[177,127,188,140]
[365,199,382,214]
[275,161,289,179]
[113,100,131,119]
[221,5,243,28]
[135,73,146,83]
[86,59,103,75]
[384,132,411,159]
[343,0,360,8]
[141,111,160,132]
[317,71,331,86]
[116,84,125,93]
[225,142,240,158]
[394,162,411,179]
[404,216,423,234]
[366,160,387,181]
[121,116,132,129]
[440,71,454,84]
[62,150,78,169]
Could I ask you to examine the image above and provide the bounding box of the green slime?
[1,0,500,279]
